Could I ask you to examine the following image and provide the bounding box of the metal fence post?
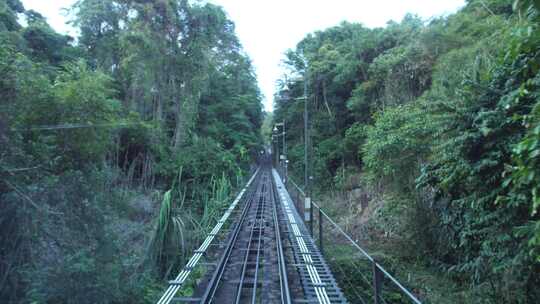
[373,262,383,304]
[304,197,311,229]
[319,207,323,255]
[286,178,422,304]
[293,189,298,213]
[299,192,302,215]
[309,201,313,235]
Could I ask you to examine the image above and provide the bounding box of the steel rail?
[273,170,331,304]
[156,168,260,304]
[249,180,266,304]
[287,177,422,304]
[270,175,292,304]
[234,177,266,303]
[199,173,261,304]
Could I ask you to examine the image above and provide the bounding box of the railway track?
[157,164,346,304]
[197,169,289,303]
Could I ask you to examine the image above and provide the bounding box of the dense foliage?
[274,0,539,301]
[0,0,262,302]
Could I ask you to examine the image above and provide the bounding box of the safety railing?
[284,177,422,304]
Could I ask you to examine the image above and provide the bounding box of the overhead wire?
[15,122,143,131]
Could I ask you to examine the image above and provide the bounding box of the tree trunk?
[173,80,186,150]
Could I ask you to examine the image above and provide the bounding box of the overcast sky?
[21,0,465,112]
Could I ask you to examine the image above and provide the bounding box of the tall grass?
[194,173,232,236]
[148,168,187,277]
[148,169,236,278]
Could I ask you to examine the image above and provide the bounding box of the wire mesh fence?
[284,176,422,304]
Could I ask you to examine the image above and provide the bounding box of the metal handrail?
[286,178,422,304]
[289,179,305,196]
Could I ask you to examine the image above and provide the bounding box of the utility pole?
[276,138,279,168]
[273,122,286,180]
[279,66,311,233]
[303,67,312,235]
[282,120,286,183]
[272,134,278,168]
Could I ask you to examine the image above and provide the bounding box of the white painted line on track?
[272,169,331,304]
